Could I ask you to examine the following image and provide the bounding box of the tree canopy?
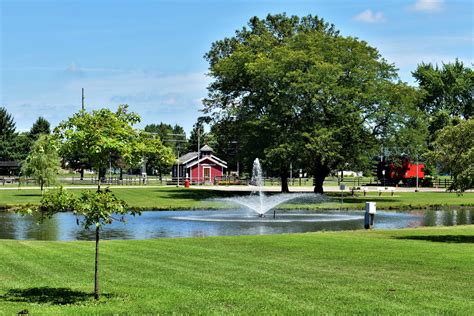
[204,13,418,193]
[413,59,473,120]
[21,134,61,192]
[0,107,17,162]
[144,122,186,155]
[427,119,473,192]
[55,105,141,187]
[30,116,51,141]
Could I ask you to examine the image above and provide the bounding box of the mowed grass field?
[0,187,473,210]
[0,226,472,314]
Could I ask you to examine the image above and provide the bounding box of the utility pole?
[176,146,180,187]
[197,126,201,185]
[82,88,85,111]
[162,133,187,186]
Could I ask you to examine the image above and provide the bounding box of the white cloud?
[412,0,444,12]
[353,9,386,23]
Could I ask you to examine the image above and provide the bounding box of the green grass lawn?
[0,226,472,314]
[1,187,473,210]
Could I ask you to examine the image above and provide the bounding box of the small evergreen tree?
[30,116,51,141]
[0,107,17,162]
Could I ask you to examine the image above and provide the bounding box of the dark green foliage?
[144,123,186,153]
[186,119,216,153]
[413,59,473,120]
[427,119,474,192]
[0,107,17,162]
[29,117,51,141]
[0,107,16,137]
[204,13,418,192]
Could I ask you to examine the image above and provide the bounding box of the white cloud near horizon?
[353,9,386,23]
[412,0,444,12]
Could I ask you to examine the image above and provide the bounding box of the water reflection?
[0,208,471,241]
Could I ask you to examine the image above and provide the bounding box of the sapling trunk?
[94,225,100,300]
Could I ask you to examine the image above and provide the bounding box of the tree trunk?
[97,168,102,190]
[94,226,100,300]
[280,168,290,193]
[40,179,44,193]
[80,168,84,181]
[119,168,123,181]
[313,164,330,194]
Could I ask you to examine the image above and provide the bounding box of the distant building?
[0,160,21,176]
[172,145,227,184]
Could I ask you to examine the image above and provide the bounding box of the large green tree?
[413,59,473,120]
[412,60,473,147]
[204,14,417,193]
[55,105,141,188]
[21,134,61,192]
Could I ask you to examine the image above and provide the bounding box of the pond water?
[0,208,472,241]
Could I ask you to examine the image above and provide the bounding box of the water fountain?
[225,158,325,217]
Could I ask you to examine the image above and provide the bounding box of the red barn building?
[172,145,227,184]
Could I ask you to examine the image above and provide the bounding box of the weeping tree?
[21,134,61,192]
[204,13,417,193]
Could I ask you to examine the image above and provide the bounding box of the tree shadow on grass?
[396,235,474,243]
[0,287,112,305]
[14,194,42,197]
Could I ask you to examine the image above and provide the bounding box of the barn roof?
[186,155,227,168]
[178,152,198,164]
[200,145,213,152]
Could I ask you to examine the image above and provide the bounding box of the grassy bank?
[0,187,473,211]
[0,226,472,314]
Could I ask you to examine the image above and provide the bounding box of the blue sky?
[1,0,472,134]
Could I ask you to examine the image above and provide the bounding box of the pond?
[0,208,472,241]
